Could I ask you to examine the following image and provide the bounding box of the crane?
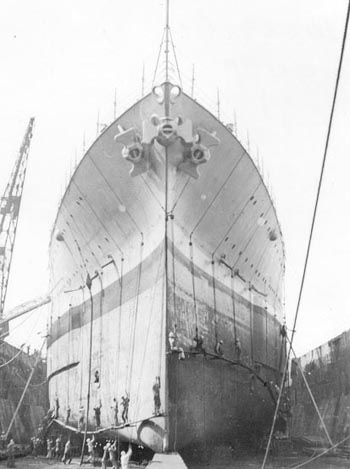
[0,118,35,336]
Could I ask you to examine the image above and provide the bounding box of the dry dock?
[2,455,350,468]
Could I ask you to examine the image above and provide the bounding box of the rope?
[211,179,261,257]
[72,179,124,256]
[5,337,47,439]
[211,258,218,342]
[169,29,183,88]
[88,154,142,239]
[185,350,277,404]
[97,272,104,392]
[261,2,350,466]
[230,272,237,341]
[134,244,164,418]
[170,216,177,325]
[287,335,333,446]
[140,174,165,212]
[115,257,124,405]
[249,287,254,361]
[80,277,95,466]
[170,176,191,213]
[232,205,273,270]
[288,434,350,468]
[0,345,24,369]
[152,29,166,87]
[190,150,247,239]
[0,306,39,345]
[67,302,72,409]
[79,286,85,404]
[125,236,144,412]
[189,240,198,330]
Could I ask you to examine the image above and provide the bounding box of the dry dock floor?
[1,455,350,468]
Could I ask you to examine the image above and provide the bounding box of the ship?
[46,3,286,455]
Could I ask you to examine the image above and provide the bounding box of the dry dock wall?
[0,341,48,442]
[291,329,350,443]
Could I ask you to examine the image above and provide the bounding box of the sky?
[0,0,349,356]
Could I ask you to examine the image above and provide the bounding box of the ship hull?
[47,84,285,452]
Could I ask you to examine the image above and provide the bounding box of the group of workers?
[28,432,133,468]
[169,328,243,362]
[86,436,132,469]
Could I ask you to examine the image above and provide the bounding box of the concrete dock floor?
[1,454,350,468]
[0,457,141,468]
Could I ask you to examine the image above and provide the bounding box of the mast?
[165,0,170,82]
[0,118,35,323]
[113,89,117,120]
[141,63,145,97]
[163,0,171,452]
[217,88,221,120]
[191,64,195,98]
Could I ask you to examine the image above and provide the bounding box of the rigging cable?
[0,345,24,369]
[125,235,144,420]
[134,244,164,418]
[211,258,218,343]
[169,29,183,88]
[115,257,124,405]
[261,1,350,467]
[190,149,247,239]
[79,285,86,405]
[230,271,237,342]
[5,337,47,440]
[211,179,261,257]
[72,179,125,255]
[0,306,39,345]
[286,334,333,447]
[80,274,94,466]
[140,174,165,212]
[88,154,143,239]
[189,239,198,331]
[152,29,166,87]
[170,176,191,213]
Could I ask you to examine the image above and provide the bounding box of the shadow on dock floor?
[188,455,350,468]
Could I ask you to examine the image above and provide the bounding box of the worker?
[215,340,224,356]
[111,398,119,426]
[121,393,130,423]
[120,443,132,469]
[65,405,71,425]
[93,400,102,429]
[280,324,287,338]
[101,441,111,469]
[108,440,118,469]
[86,436,95,464]
[78,405,85,431]
[168,330,185,360]
[168,331,176,350]
[94,370,100,388]
[30,436,37,458]
[46,438,53,459]
[7,438,16,468]
[62,438,72,465]
[54,394,60,418]
[55,435,62,460]
[0,432,6,450]
[192,332,206,354]
[152,376,161,416]
[235,338,242,360]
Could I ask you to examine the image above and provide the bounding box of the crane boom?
[0,118,35,325]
